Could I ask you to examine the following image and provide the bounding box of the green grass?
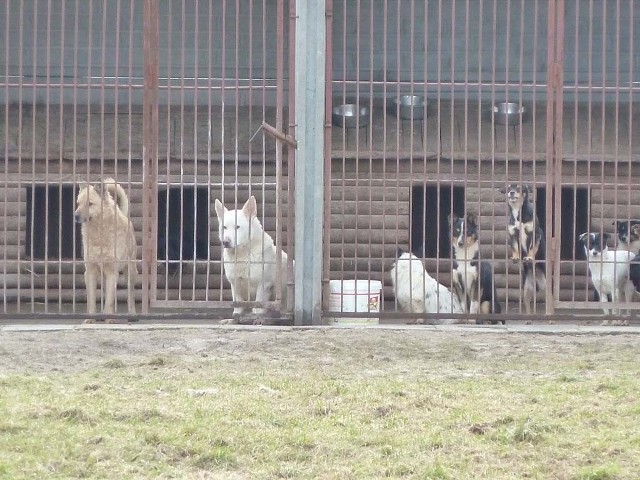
[1,329,639,479]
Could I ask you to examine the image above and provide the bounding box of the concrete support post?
[294,0,326,325]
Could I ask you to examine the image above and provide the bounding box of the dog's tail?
[103,178,129,216]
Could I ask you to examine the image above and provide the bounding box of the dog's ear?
[242,196,257,218]
[498,185,506,194]
[93,182,111,200]
[448,213,458,225]
[523,184,532,194]
[578,232,589,243]
[466,212,477,226]
[603,232,611,245]
[631,224,640,235]
[395,247,405,259]
[214,199,226,219]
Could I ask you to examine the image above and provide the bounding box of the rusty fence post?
[142,0,159,314]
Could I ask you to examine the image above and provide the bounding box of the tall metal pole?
[294,0,326,325]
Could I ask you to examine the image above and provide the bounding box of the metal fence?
[1,1,639,324]
[324,0,640,325]
[1,0,294,321]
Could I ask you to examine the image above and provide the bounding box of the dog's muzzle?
[222,239,232,248]
[74,213,85,224]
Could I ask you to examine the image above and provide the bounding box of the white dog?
[214,195,291,324]
[579,232,635,320]
[74,178,138,322]
[389,249,464,324]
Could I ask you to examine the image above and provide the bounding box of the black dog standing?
[501,184,547,314]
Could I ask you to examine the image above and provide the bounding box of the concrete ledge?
[2,322,640,335]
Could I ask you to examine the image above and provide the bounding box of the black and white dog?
[448,213,502,322]
[614,220,640,254]
[629,256,640,306]
[579,232,635,319]
[614,220,640,314]
[500,184,547,314]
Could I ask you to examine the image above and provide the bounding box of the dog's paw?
[252,318,264,326]
[83,318,96,324]
[407,318,425,325]
[610,319,629,327]
[510,256,520,263]
[220,318,240,325]
[105,318,128,324]
[469,301,480,315]
[523,256,534,263]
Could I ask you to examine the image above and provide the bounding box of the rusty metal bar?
[547,0,560,315]
[142,0,159,315]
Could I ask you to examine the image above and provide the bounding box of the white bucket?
[328,280,383,325]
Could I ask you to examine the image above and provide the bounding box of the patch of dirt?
[0,326,639,374]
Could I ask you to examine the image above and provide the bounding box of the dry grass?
[0,328,639,479]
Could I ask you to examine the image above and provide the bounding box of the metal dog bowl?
[491,102,527,125]
[332,104,370,129]
[393,95,428,120]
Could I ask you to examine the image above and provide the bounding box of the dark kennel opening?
[411,184,466,258]
[510,186,588,261]
[559,187,590,260]
[25,185,81,260]
[157,187,210,267]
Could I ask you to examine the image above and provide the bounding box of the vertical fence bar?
[288,0,298,313]
[273,0,285,307]
[142,0,159,314]
[321,0,332,316]
[547,0,563,315]
[2,1,9,312]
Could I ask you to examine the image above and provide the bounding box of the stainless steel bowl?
[492,102,527,125]
[332,104,370,129]
[393,95,428,120]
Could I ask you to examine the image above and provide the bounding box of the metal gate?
[323,0,639,324]
[551,0,639,318]
[142,0,296,320]
[0,0,295,321]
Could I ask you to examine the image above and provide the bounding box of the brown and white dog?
[500,184,547,314]
[74,178,138,322]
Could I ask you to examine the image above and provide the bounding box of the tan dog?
[74,178,138,322]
